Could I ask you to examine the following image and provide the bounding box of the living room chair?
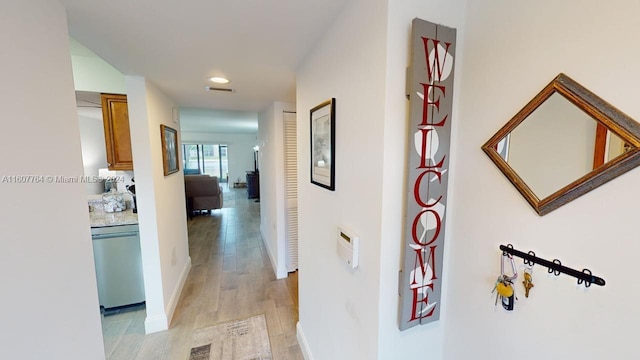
[184,175,224,218]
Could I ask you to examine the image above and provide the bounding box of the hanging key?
[492,252,518,310]
[491,276,502,305]
[501,253,517,310]
[522,270,534,298]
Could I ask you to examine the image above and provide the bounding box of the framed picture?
[310,98,335,190]
[161,124,179,176]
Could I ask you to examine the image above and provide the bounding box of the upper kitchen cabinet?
[101,93,133,171]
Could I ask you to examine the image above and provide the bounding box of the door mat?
[189,314,272,360]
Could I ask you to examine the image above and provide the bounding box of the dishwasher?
[91,224,145,311]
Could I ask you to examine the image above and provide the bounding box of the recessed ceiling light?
[209,76,230,84]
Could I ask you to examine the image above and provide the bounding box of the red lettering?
[411,208,441,246]
[409,284,436,320]
[409,245,438,286]
[413,170,443,207]
[420,83,448,126]
[417,128,446,169]
[422,37,452,83]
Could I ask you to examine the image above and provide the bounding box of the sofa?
[184,175,223,216]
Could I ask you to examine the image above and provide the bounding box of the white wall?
[296,0,389,358]
[70,37,127,94]
[77,107,109,195]
[258,102,295,279]
[126,77,191,333]
[181,131,256,184]
[0,1,105,359]
[445,1,640,359]
[76,107,135,196]
[72,39,134,196]
[298,0,470,358]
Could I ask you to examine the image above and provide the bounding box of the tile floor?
[101,187,302,360]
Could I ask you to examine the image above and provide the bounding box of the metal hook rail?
[499,244,606,287]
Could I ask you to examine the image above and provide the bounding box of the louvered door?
[283,111,298,272]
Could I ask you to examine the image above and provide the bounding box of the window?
[182,144,228,182]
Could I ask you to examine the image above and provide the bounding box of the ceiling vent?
[205,86,235,93]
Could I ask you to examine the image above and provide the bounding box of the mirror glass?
[482,73,640,215]
[496,93,629,199]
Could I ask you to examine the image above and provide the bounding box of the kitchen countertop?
[88,194,138,228]
[90,208,138,228]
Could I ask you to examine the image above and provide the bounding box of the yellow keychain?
[496,281,514,297]
[491,252,518,310]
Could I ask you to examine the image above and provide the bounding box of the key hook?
[501,252,518,281]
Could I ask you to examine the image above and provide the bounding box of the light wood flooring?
[101,187,302,360]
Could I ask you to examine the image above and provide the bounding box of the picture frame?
[161,124,179,176]
[310,98,335,190]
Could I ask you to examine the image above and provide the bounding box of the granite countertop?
[89,208,138,228]
[88,194,138,228]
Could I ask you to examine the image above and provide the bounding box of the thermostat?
[337,226,359,269]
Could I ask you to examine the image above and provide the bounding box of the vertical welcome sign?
[399,19,456,330]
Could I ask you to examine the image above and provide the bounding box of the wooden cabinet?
[247,171,260,199]
[101,94,133,171]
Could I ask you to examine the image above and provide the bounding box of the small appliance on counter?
[127,178,137,213]
[99,168,118,192]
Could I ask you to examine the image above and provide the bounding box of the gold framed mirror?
[482,73,640,215]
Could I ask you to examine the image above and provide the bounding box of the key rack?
[499,244,606,287]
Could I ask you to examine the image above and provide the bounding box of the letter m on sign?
[398,18,456,331]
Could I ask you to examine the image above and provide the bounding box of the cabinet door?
[101,94,133,170]
[247,172,260,199]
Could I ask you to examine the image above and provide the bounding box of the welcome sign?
[399,18,456,330]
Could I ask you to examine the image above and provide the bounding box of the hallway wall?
[0,1,105,358]
[126,77,191,333]
[296,0,389,358]
[297,0,469,358]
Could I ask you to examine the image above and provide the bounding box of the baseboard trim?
[261,228,287,279]
[297,322,314,360]
[166,256,192,325]
[143,256,191,334]
[144,313,168,334]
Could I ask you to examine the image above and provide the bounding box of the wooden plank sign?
[399,18,456,330]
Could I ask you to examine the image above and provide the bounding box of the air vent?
[205,86,235,92]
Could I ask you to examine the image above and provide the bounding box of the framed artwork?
[161,124,179,176]
[310,98,335,190]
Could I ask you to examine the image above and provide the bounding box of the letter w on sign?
[398,18,456,331]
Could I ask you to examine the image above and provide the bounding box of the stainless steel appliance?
[91,224,145,310]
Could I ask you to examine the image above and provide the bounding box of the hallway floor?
[101,187,302,359]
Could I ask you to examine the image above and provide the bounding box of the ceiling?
[60,0,349,113]
[75,90,259,134]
